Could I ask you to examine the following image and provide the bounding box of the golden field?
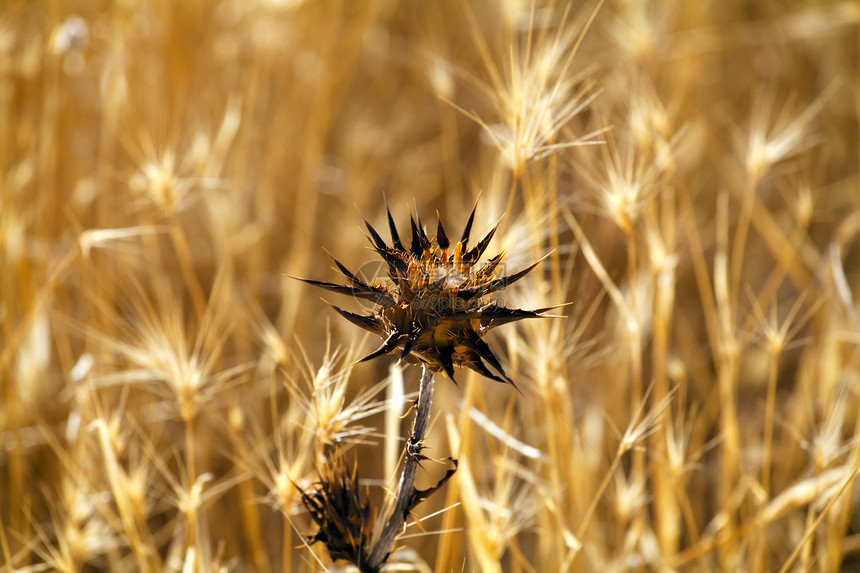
[2,0,860,571]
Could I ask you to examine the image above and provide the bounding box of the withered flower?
[298,452,376,569]
[293,200,558,389]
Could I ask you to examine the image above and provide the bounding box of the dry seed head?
[85,275,250,422]
[128,143,226,217]
[274,470,296,511]
[487,458,540,545]
[289,344,391,455]
[663,401,699,478]
[581,125,682,233]
[129,152,187,213]
[748,290,814,358]
[464,457,537,568]
[614,471,647,524]
[292,199,561,388]
[298,450,376,570]
[803,381,854,471]
[605,0,677,67]
[239,411,310,514]
[457,3,603,176]
[742,86,832,183]
[629,81,675,151]
[52,472,119,569]
[620,389,673,454]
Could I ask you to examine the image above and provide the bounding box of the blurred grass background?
[2,0,860,571]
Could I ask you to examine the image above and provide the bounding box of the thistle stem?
[366,365,436,570]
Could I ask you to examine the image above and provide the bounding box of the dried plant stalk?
[367,364,436,569]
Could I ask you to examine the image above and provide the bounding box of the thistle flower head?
[293,199,559,388]
[298,451,376,569]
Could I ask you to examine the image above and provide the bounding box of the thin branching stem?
[184,412,198,551]
[168,214,207,321]
[367,365,436,571]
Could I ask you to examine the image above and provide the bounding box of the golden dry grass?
[2,0,860,571]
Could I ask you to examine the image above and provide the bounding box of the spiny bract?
[298,453,376,568]
[293,200,559,388]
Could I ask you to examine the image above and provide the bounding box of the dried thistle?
[292,199,558,390]
[298,451,377,570]
[289,199,555,571]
